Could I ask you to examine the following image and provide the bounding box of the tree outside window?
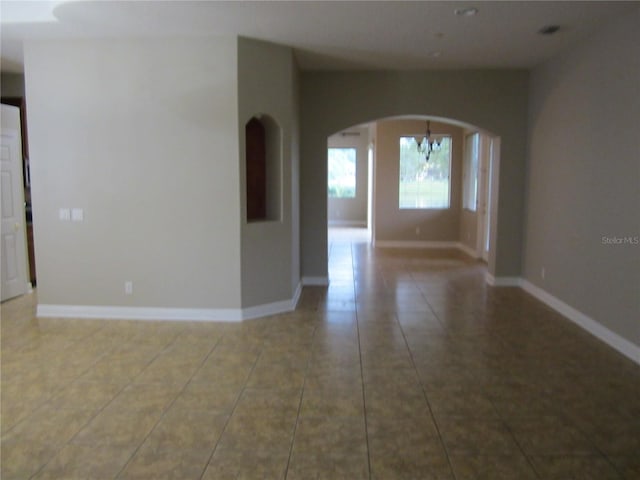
[399,136,451,209]
[328,147,356,198]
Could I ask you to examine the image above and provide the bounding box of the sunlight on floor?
[1,239,639,479]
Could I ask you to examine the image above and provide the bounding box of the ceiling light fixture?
[454,7,478,17]
[415,121,441,162]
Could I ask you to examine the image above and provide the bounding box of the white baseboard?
[292,281,302,308]
[456,242,480,259]
[328,220,367,227]
[302,276,329,286]
[374,240,481,260]
[240,296,298,321]
[521,279,640,365]
[37,283,304,323]
[485,273,522,287]
[484,275,640,365]
[37,304,243,322]
[375,240,459,249]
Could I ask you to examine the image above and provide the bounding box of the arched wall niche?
[245,114,282,222]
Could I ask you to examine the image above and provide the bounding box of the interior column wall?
[238,37,300,308]
[25,37,242,309]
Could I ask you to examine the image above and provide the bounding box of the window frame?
[463,133,479,212]
[398,134,452,210]
[327,147,357,199]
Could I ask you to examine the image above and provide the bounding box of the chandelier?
[415,121,441,162]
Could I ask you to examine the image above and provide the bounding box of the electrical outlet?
[125,281,133,295]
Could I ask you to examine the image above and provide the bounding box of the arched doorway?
[325,115,499,284]
[299,71,528,288]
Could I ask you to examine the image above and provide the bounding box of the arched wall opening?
[300,70,529,284]
[327,115,499,273]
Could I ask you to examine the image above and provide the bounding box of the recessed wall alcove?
[245,114,282,222]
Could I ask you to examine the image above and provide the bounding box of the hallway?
[1,231,638,479]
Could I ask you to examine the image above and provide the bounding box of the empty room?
[1,1,638,479]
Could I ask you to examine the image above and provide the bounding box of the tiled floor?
[1,228,639,479]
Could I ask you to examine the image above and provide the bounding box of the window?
[463,133,479,211]
[399,136,451,209]
[328,147,356,198]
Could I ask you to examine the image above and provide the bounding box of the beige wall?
[327,126,369,226]
[25,37,243,308]
[301,70,529,280]
[290,58,301,296]
[459,209,478,251]
[524,9,640,347]
[374,119,463,242]
[238,37,300,307]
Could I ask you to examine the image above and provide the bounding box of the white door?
[1,104,29,302]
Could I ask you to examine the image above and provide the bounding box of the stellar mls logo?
[601,236,639,246]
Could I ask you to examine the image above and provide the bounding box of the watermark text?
[601,236,639,246]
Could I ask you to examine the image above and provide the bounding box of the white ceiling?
[1,0,637,73]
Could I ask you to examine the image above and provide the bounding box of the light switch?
[71,208,84,222]
[59,208,71,221]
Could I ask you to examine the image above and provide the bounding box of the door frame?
[1,104,30,301]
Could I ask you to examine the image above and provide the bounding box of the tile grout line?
[4,235,635,480]
[395,306,459,480]
[561,414,627,480]
[110,331,222,480]
[414,269,542,480]
[5,322,113,439]
[27,329,184,480]
[196,338,265,480]
[282,325,317,480]
[351,239,373,480]
[499,419,543,479]
[412,271,454,338]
